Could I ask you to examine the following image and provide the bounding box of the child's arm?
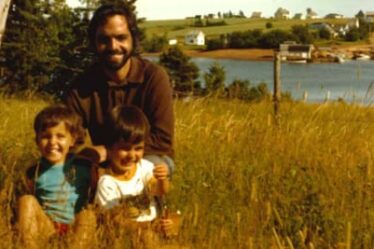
[95,177,120,209]
[149,163,170,196]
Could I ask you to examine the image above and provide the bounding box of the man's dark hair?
[106,105,149,147]
[88,3,140,55]
[34,104,85,146]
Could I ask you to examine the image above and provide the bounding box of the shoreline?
[143,48,274,61]
[143,44,374,62]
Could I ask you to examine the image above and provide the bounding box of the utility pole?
[0,0,12,48]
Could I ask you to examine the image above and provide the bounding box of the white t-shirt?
[95,159,157,222]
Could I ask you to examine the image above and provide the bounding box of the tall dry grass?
[0,95,373,248]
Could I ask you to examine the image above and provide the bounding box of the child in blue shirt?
[17,104,97,249]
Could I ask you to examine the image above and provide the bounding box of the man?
[64,3,175,175]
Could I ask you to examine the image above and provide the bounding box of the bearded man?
[64,3,175,176]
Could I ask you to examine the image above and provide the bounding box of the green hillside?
[140,17,352,40]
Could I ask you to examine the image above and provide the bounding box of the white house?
[184,30,205,46]
[168,39,178,45]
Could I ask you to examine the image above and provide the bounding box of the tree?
[142,34,168,53]
[265,22,273,29]
[0,0,66,92]
[319,27,331,40]
[291,24,314,44]
[355,10,365,19]
[227,79,251,100]
[204,62,225,93]
[260,29,294,48]
[159,46,200,94]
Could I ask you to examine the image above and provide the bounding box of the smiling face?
[108,140,145,180]
[36,122,76,165]
[95,14,133,71]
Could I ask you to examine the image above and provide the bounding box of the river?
[146,56,374,104]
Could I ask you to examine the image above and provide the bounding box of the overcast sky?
[66,0,374,20]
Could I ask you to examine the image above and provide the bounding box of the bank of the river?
[144,48,274,61]
[143,43,374,62]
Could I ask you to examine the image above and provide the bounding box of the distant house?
[325,13,344,19]
[309,22,338,37]
[274,8,290,19]
[184,30,205,46]
[279,42,314,61]
[365,11,374,22]
[251,11,262,19]
[168,39,178,45]
[293,13,304,20]
[306,10,319,19]
[334,19,359,36]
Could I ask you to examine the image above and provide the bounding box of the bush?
[142,34,168,53]
[265,22,273,29]
[206,37,226,50]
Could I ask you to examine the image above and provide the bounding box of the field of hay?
[1,95,374,248]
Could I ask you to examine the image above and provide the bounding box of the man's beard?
[99,49,131,71]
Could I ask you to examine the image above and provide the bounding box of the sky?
[66,0,374,20]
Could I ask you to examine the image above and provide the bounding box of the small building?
[274,8,290,19]
[168,39,178,45]
[365,11,374,22]
[279,42,314,62]
[310,22,338,38]
[184,30,205,46]
[251,11,262,19]
[306,10,319,19]
[293,13,305,20]
[325,13,344,19]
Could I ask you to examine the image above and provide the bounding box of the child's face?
[109,140,145,176]
[36,122,76,165]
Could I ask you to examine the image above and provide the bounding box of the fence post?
[273,51,281,118]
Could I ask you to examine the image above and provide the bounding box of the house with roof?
[184,30,205,46]
[333,19,359,36]
[293,13,305,20]
[251,11,262,19]
[274,8,290,19]
[365,11,374,22]
[325,13,344,19]
[306,9,319,19]
[309,22,338,38]
[279,42,314,62]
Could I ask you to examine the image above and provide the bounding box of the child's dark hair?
[88,3,140,55]
[34,104,85,146]
[106,105,149,147]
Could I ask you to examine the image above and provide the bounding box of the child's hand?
[160,218,175,237]
[153,163,169,180]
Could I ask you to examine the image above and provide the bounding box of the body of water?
[147,56,374,104]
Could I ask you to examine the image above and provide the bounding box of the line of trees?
[159,46,272,102]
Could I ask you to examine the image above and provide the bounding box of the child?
[94,105,173,247]
[17,104,97,249]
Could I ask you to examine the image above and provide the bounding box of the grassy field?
[1,95,374,248]
[140,17,352,40]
